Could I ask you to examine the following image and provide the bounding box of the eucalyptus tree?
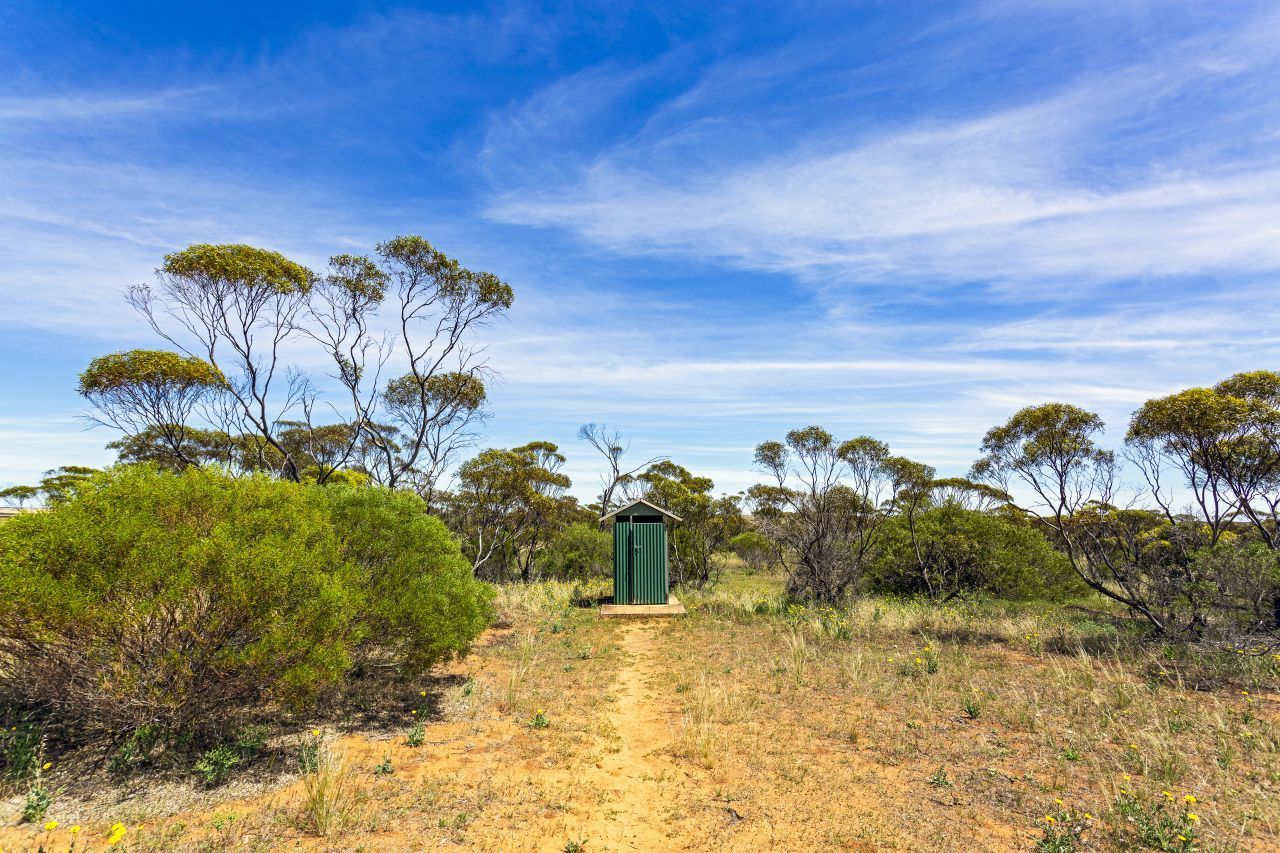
[305,239,511,494]
[120,238,512,488]
[969,403,1178,629]
[451,441,573,580]
[1126,371,1280,630]
[7,466,101,506]
[376,370,489,509]
[577,423,666,514]
[749,427,918,602]
[128,244,315,480]
[0,486,38,508]
[1127,371,1280,550]
[77,349,227,470]
[107,425,238,472]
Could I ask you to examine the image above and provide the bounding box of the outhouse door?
[613,518,668,605]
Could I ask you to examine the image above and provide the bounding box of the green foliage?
[78,349,226,394]
[0,485,38,508]
[0,719,40,788]
[6,465,100,506]
[384,371,487,413]
[324,253,389,303]
[234,724,269,758]
[1035,807,1092,852]
[537,522,611,581]
[377,235,513,310]
[321,484,494,669]
[1113,790,1200,851]
[108,725,163,777]
[0,466,491,742]
[194,745,240,786]
[162,243,313,294]
[973,403,1113,478]
[728,530,774,573]
[868,503,1078,600]
[21,783,50,823]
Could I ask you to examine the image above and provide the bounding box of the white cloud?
[486,10,1280,290]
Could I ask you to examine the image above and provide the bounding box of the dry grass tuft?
[299,741,355,837]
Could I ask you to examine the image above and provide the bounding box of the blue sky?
[2,0,1279,502]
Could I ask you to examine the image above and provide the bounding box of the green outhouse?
[601,499,681,605]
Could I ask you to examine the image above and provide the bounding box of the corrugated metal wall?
[613,521,630,603]
[633,522,667,604]
[611,520,668,604]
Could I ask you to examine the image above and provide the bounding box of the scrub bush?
[322,484,493,670]
[536,522,612,581]
[867,503,1079,600]
[0,465,491,744]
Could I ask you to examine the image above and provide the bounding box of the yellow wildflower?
[1123,774,1131,781]
[1184,794,1196,804]
[1187,812,1199,822]
[915,657,923,664]
[1162,790,1173,800]
[44,821,58,831]
[411,710,417,715]
[1054,798,1063,805]
[420,690,426,696]
[311,729,320,736]
[42,762,52,770]
[70,826,81,835]
[1084,813,1092,820]
[1044,815,1055,824]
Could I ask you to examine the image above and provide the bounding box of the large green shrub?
[536,522,612,581]
[322,485,493,669]
[0,465,491,741]
[867,503,1078,600]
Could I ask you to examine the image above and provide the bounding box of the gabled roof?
[599,498,683,522]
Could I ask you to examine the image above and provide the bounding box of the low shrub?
[194,744,240,786]
[0,717,40,789]
[0,465,492,744]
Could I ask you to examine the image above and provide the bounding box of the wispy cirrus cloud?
[485,6,1280,290]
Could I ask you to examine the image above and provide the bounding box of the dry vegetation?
[672,573,1280,850]
[3,573,1279,851]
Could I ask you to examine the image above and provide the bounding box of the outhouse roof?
[599,498,683,523]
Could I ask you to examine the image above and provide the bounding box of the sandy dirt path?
[534,618,686,851]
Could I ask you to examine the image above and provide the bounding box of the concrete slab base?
[600,596,687,617]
